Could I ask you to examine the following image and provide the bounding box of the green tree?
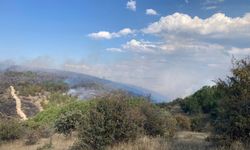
[214,57,250,143]
[181,86,224,115]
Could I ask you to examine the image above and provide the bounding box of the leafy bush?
[74,97,145,150]
[55,110,84,136]
[214,58,250,143]
[29,106,62,126]
[142,103,177,137]
[0,119,24,141]
[175,114,191,131]
[191,115,208,132]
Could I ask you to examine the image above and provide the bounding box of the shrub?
[142,104,177,137]
[74,98,145,150]
[25,130,39,145]
[55,110,84,136]
[29,99,95,131]
[30,106,62,126]
[175,114,191,131]
[0,119,24,141]
[191,116,207,132]
[214,58,250,143]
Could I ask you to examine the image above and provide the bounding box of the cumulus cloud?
[85,12,250,100]
[88,28,134,40]
[100,12,250,100]
[122,39,158,53]
[111,38,226,54]
[146,9,158,16]
[126,0,136,11]
[143,13,250,39]
[88,31,112,40]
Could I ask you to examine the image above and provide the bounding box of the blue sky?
[0,0,250,100]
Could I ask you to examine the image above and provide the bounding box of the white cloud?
[159,40,225,53]
[106,48,124,52]
[85,12,250,100]
[122,39,157,53]
[185,0,189,4]
[229,47,250,55]
[115,38,225,54]
[143,12,250,39]
[117,28,134,36]
[146,9,158,16]
[88,28,134,40]
[126,0,136,11]
[88,31,112,40]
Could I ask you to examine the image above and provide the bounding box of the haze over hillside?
[0,65,167,102]
[1,0,250,100]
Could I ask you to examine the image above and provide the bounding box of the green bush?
[29,106,62,126]
[0,119,24,141]
[142,103,177,137]
[74,97,145,150]
[214,58,250,143]
[55,110,84,136]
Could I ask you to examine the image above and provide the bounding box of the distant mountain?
[3,65,168,102]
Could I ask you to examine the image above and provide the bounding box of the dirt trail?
[10,86,28,121]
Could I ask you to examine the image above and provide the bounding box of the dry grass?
[107,131,244,150]
[106,135,213,150]
[174,131,210,142]
[0,133,76,150]
[1,131,248,150]
[106,136,169,150]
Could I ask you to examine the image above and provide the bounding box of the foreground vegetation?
[0,57,250,150]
